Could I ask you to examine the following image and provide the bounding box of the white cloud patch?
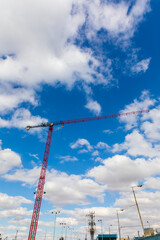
[0,85,37,114]
[112,130,160,158]
[0,0,151,126]
[0,141,22,175]
[0,108,47,131]
[131,58,151,73]
[57,155,78,164]
[45,169,106,205]
[82,0,150,42]
[96,141,110,150]
[85,99,101,115]
[87,155,160,191]
[0,192,32,210]
[4,166,41,186]
[70,138,93,152]
[4,166,106,206]
[141,107,160,142]
[119,90,156,130]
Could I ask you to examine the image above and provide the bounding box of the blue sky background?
[0,0,160,239]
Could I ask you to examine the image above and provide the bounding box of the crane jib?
[26,109,149,130]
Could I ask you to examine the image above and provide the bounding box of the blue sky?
[0,0,160,239]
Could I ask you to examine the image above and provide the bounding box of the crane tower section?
[28,126,53,240]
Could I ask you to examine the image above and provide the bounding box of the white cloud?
[85,99,101,115]
[4,166,41,186]
[0,142,22,175]
[82,0,150,42]
[91,150,99,157]
[0,85,37,114]
[0,192,32,210]
[96,142,110,150]
[4,166,106,205]
[0,0,151,126]
[141,107,160,142]
[57,155,78,164]
[87,155,160,191]
[119,90,155,130]
[103,129,113,134]
[0,108,47,131]
[45,169,106,205]
[144,177,160,190]
[70,138,93,152]
[112,130,160,158]
[131,58,151,73]
[0,207,32,219]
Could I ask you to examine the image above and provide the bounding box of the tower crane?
[26,109,149,240]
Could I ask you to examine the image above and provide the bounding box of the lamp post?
[60,223,66,240]
[147,221,150,228]
[131,185,144,235]
[116,209,124,240]
[52,211,60,240]
[98,219,103,240]
[109,224,112,240]
[65,226,69,240]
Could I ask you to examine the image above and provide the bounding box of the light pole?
[60,223,66,240]
[116,209,124,240]
[131,185,144,235]
[147,221,150,228]
[98,219,103,240]
[65,226,69,240]
[52,211,60,240]
[109,224,112,240]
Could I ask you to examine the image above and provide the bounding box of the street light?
[116,209,124,240]
[60,223,66,240]
[64,225,69,240]
[52,211,60,240]
[98,219,103,240]
[109,225,112,235]
[109,225,112,240]
[131,185,144,235]
[147,221,150,228]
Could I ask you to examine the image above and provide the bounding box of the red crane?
[26,109,149,240]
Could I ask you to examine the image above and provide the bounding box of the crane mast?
[28,127,53,240]
[27,109,149,240]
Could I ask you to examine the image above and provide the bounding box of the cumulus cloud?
[87,155,160,191]
[0,192,32,210]
[112,130,160,158]
[119,90,156,130]
[85,99,101,115]
[82,0,150,41]
[96,141,110,150]
[4,166,106,205]
[141,107,160,142]
[131,58,151,73]
[0,108,47,131]
[0,141,22,175]
[57,155,78,164]
[0,0,151,122]
[4,166,41,186]
[70,138,93,152]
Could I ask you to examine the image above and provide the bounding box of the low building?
[97,234,117,240]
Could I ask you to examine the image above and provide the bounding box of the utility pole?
[131,185,144,235]
[86,212,96,240]
[116,209,124,240]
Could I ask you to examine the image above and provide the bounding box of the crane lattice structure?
[26,109,149,240]
[86,212,96,240]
